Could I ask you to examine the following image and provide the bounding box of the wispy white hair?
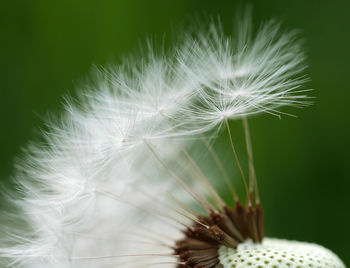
[0,12,311,268]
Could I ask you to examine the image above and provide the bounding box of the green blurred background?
[1,0,349,265]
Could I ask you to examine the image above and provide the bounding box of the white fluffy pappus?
[0,11,345,268]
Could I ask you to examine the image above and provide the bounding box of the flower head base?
[219,238,345,268]
[0,9,345,268]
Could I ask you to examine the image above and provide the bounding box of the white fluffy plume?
[0,13,312,268]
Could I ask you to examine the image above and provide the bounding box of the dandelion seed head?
[0,8,344,268]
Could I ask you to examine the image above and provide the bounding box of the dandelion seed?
[0,10,345,268]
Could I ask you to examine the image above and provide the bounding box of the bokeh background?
[1,0,349,265]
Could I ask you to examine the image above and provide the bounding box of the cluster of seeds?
[175,203,264,267]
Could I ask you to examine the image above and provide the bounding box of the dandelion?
[0,10,345,268]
